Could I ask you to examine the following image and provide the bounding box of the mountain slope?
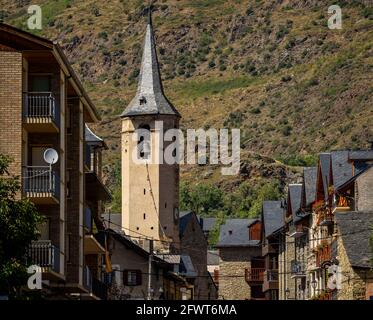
[1,0,372,213]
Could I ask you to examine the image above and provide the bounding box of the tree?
[0,154,44,298]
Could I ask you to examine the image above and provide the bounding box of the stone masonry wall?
[218,247,261,300]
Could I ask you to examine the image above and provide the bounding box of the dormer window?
[139,96,147,105]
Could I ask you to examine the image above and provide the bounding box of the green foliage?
[180,182,223,215]
[180,180,282,219]
[0,154,44,298]
[277,154,317,167]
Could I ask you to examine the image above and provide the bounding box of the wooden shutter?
[123,270,128,285]
[136,270,142,286]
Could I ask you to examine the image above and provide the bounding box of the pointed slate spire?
[121,10,180,118]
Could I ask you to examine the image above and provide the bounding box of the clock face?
[173,207,179,222]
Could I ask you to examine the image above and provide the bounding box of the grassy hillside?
[1,0,372,215]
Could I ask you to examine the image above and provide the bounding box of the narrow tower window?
[143,213,146,220]
[138,124,151,159]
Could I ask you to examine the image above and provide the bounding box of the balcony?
[334,195,354,213]
[317,210,334,226]
[316,243,331,268]
[23,166,60,204]
[23,92,59,132]
[245,268,265,284]
[28,240,62,280]
[81,267,107,300]
[291,260,306,278]
[262,270,278,292]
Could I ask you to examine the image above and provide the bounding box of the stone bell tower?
[121,15,181,251]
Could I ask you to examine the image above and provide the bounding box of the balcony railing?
[317,210,334,226]
[23,92,58,121]
[316,244,331,267]
[28,240,60,273]
[245,268,265,282]
[23,166,60,200]
[291,260,306,277]
[92,277,108,300]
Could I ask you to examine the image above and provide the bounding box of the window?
[137,124,151,159]
[143,213,146,220]
[123,270,142,286]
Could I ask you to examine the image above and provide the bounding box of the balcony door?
[29,75,51,92]
[38,219,50,240]
[31,146,49,167]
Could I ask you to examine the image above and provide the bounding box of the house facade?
[216,219,263,300]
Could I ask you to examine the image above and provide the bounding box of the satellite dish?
[43,148,59,165]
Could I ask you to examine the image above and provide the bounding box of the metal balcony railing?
[23,92,59,126]
[28,240,60,273]
[23,166,60,199]
[92,277,108,300]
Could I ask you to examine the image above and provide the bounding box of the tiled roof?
[179,211,193,236]
[199,217,217,232]
[349,150,373,161]
[303,167,317,206]
[331,151,352,189]
[288,184,303,223]
[319,153,331,200]
[101,213,122,233]
[262,201,284,238]
[121,22,180,117]
[336,211,373,268]
[216,218,260,247]
[207,250,220,266]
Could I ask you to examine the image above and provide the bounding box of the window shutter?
[136,270,142,286]
[123,270,128,285]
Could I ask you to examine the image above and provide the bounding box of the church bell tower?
[120,14,181,251]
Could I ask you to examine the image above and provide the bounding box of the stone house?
[216,219,263,300]
[261,200,284,300]
[106,229,190,300]
[179,211,218,300]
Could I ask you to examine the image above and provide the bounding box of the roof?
[331,151,352,189]
[180,255,197,277]
[349,150,373,161]
[121,21,180,117]
[262,201,284,238]
[179,211,193,236]
[101,214,122,233]
[199,217,217,232]
[216,218,260,247]
[335,211,373,268]
[85,125,108,149]
[207,250,220,266]
[0,23,100,122]
[303,167,317,206]
[319,153,331,199]
[288,184,303,223]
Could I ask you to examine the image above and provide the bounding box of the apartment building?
[0,23,111,299]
